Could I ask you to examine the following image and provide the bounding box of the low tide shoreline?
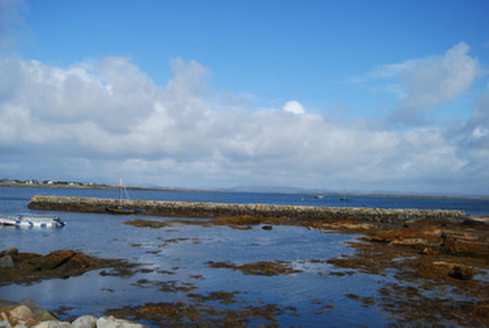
[2,205,489,326]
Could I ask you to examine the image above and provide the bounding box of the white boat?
[0,215,65,228]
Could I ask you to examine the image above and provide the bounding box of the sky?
[0,0,488,195]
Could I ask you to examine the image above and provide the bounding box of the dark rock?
[0,250,138,286]
[0,248,18,258]
[462,219,487,227]
[262,225,273,230]
[449,265,475,281]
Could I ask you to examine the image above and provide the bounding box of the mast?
[119,178,122,206]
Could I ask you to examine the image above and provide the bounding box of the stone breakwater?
[28,195,470,224]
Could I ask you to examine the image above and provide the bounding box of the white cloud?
[0,49,487,194]
[283,100,305,115]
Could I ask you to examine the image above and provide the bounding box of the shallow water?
[1,186,488,326]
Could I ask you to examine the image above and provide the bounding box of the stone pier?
[27,195,470,224]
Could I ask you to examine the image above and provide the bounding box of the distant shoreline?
[0,182,200,193]
[1,181,488,200]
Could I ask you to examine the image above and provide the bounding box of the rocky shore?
[0,298,146,328]
[0,248,145,327]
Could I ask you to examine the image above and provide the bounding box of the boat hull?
[106,206,138,215]
[0,215,65,228]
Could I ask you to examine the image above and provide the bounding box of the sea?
[0,186,488,327]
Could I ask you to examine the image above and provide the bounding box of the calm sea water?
[1,186,488,216]
[0,187,488,326]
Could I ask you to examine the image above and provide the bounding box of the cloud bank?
[0,43,487,194]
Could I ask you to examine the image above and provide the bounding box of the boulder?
[0,298,59,326]
[2,304,36,327]
[33,321,72,328]
[96,316,147,328]
[0,299,147,328]
[0,318,12,328]
[0,255,14,268]
[432,261,477,281]
[71,315,97,328]
[17,298,59,322]
[449,265,476,281]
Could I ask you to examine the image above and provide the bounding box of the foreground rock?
[0,298,147,328]
[0,249,137,287]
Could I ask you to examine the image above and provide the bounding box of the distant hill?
[218,186,312,193]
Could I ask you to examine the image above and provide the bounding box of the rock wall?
[27,195,469,224]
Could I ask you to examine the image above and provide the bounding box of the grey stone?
[0,318,13,328]
[96,316,147,328]
[33,321,72,328]
[71,315,97,328]
[17,298,59,322]
[0,255,14,268]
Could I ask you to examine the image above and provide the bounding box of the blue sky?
[1,0,489,195]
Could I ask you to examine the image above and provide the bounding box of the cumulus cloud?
[0,44,487,193]
[283,100,305,115]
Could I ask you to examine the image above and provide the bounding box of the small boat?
[106,179,143,215]
[106,206,140,215]
[339,190,352,202]
[314,195,324,199]
[0,215,65,228]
